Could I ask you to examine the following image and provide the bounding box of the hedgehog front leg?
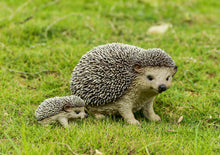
[117,102,140,125]
[58,117,69,128]
[119,109,140,125]
[142,97,161,121]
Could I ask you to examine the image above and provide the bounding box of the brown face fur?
[134,66,177,94]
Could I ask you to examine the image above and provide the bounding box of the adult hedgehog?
[70,43,177,125]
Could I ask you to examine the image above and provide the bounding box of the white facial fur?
[135,66,176,94]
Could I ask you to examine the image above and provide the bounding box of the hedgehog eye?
[147,75,153,81]
[166,76,170,81]
[75,110,80,114]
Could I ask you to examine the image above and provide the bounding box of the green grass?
[0,0,219,154]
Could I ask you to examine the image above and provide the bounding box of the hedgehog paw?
[127,119,141,125]
[148,114,161,122]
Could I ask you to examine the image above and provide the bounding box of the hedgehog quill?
[70,43,177,125]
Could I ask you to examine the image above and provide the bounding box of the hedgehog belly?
[85,100,146,116]
[86,103,119,115]
[85,91,149,115]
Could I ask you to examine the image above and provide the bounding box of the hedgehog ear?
[172,66,177,76]
[64,105,72,112]
[134,64,142,73]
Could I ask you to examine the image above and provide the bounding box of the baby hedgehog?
[70,43,177,125]
[35,95,87,128]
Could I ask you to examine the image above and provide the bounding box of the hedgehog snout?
[81,113,88,119]
[158,84,167,93]
[84,113,88,118]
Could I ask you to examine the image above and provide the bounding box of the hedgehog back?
[70,43,175,106]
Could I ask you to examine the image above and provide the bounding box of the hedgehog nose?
[158,84,167,93]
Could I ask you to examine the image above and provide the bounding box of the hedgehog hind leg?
[38,120,50,127]
[38,117,55,127]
